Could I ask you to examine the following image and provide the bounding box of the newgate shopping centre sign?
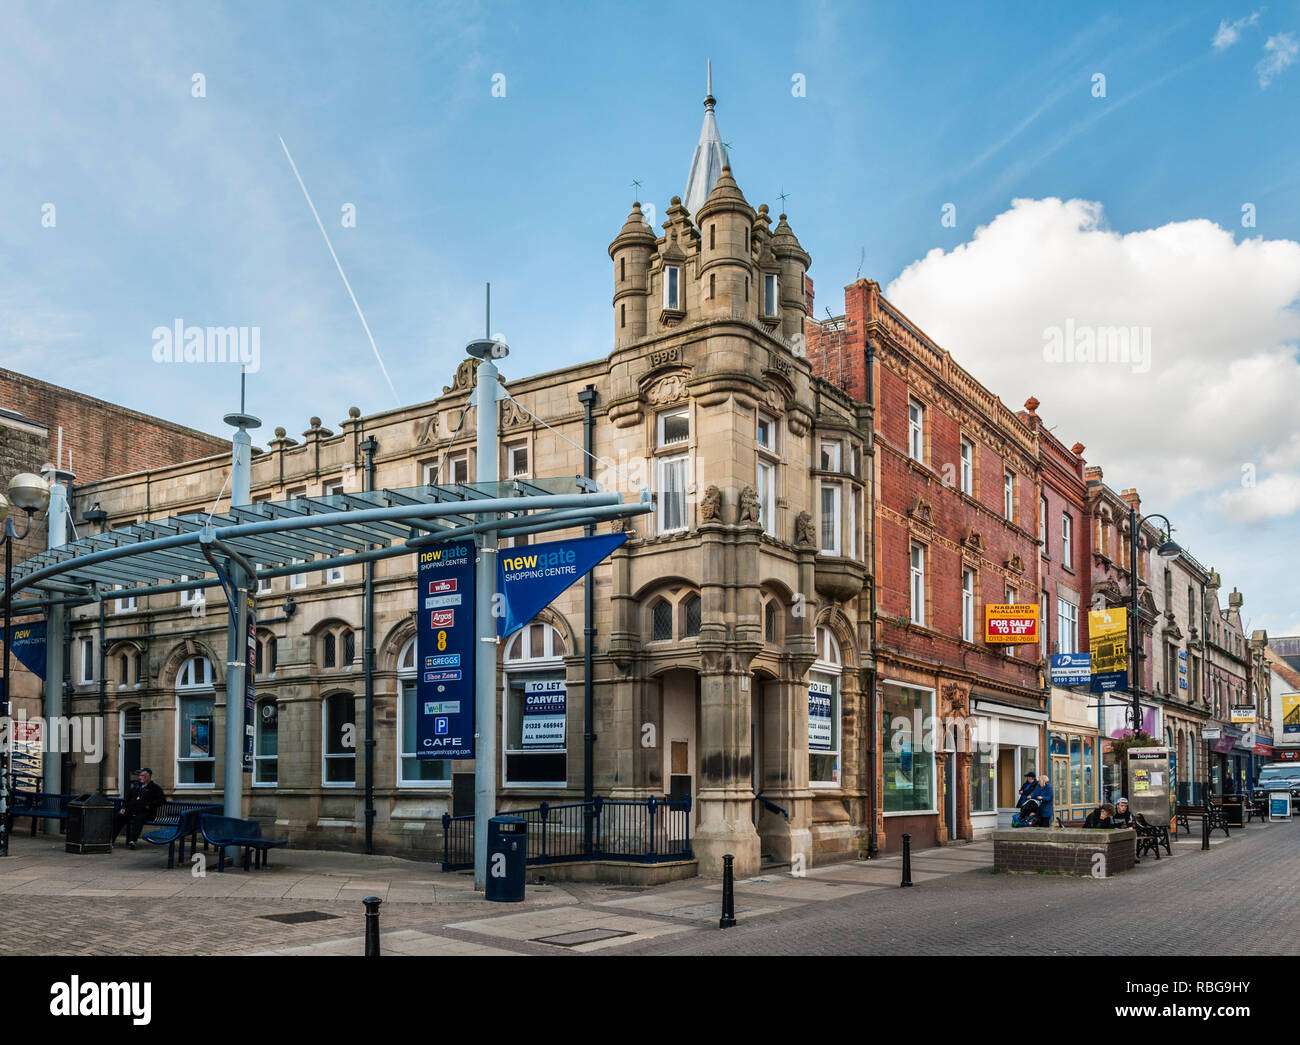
[415,533,627,760]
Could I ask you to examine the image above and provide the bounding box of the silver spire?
[683,60,729,221]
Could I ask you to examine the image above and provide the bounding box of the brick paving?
[1,819,1294,955]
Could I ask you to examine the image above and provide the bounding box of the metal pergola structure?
[3,480,645,612]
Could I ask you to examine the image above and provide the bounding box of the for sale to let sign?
[984,603,1039,644]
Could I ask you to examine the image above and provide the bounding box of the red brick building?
[1019,398,1095,822]
[808,280,1045,849]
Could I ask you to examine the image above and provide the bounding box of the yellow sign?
[1281,693,1299,735]
[985,603,1039,644]
[1088,607,1128,678]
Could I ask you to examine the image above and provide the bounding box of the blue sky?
[3,1,1299,633]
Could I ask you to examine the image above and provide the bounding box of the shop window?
[397,638,451,786]
[504,623,568,787]
[969,746,995,813]
[883,685,936,813]
[254,699,278,786]
[175,656,215,787]
[809,627,842,787]
[323,693,357,785]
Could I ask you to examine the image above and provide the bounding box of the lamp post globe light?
[2,472,52,857]
[1127,506,1182,751]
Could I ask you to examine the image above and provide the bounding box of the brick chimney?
[1120,488,1141,514]
[1084,465,1103,484]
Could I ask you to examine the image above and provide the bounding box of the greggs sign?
[984,603,1039,644]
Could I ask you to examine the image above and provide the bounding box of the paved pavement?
[0,817,1294,955]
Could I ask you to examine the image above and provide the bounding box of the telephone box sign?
[417,543,476,759]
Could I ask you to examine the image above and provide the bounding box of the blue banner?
[4,622,47,681]
[1090,670,1128,694]
[496,532,628,638]
[417,543,476,760]
[1049,652,1090,687]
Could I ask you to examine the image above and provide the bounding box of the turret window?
[709,224,716,250]
[763,273,779,317]
[620,303,626,329]
[709,273,716,300]
[664,266,681,311]
[620,256,626,282]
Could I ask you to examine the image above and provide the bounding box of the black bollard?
[1201,812,1210,851]
[363,896,383,956]
[719,853,736,928]
[901,833,914,887]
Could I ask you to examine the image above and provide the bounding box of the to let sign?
[984,604,1039,644]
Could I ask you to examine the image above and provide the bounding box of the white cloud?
[1257,32,1299,86]
[1219,473,1300,522]
[885,198,1300,524]
[1213,10,1263,50]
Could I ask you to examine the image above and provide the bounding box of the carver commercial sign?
[984,603,1038,644]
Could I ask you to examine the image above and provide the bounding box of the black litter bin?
[485,815,527,902]
[1221,794,1245,828]
[66,792,115,854]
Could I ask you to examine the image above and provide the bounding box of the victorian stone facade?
[54,110,870,877]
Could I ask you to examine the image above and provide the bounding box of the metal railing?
[440,794,692,872]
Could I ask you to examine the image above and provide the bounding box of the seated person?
[1111,797,1134,828]
[1082,802,1117,829]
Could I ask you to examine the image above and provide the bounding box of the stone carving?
[962,528,984,553]
[1006,552,1024,573]
[500,398,528,428]
[700,486,722,522]
[443,358,479,395]
[764,387,786,413]
[647,373,687,405]
[738,485,761,524]
[795,510,816,546]
[908,497,933,525]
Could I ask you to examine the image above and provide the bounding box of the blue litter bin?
[486,815,527,902]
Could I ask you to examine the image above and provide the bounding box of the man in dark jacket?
[1083,802,1116,828]
[1111,797,1134,828]
[1016,772,1037,810]
[113,767,166,849]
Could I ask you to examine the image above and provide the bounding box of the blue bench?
[141,803,223,868]
[199,814,287,872]
[8,791,76,835]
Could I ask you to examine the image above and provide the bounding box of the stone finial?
[1071,442,1085,457]
[274,426,286,438]
[348,406,361,418]
[1229,588,1243,609]
[310,416,321,428]
[1024,396,1040,414]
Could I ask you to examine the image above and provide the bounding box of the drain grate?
[258,910,341,925]
[531,928,635,947]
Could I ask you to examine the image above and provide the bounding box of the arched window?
[175,656,215,787]
[254,698,278,786]
[504,621,568,787]
[764,600,778,644]
[255,633,278,677]
[397,637,451,787]
[323,692,357,786]
[118,652,130,689]
[683,594,702,638]
[320,625,355,670]
[809,627,842,787]
[651,598,673,642]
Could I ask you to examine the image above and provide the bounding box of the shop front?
[1047,686,1100,823]
[881,680,939,851]
[971,695,1045,833]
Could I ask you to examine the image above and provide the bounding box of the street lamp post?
[1127,506,1182,744]
[0,473,53,858]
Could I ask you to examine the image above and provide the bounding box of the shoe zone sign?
[417,543,476,760]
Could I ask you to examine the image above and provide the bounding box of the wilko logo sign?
[428,579,457,594]
[429,609,454,629]
[984,603,1039,644]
